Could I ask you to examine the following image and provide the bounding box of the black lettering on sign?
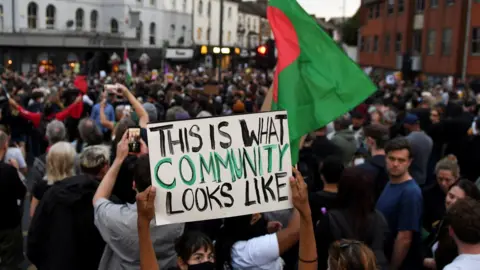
[167,128,184,155]
[262,175,276,203]
[189,125,203,152]
[195,188,208,212]
[240,120,259,146]
[209,124,215,150]
[221,183,234,207]
[245,180,256,206]
[182,188,194,211]
[275,114,287,145]
[268,117,280,144]
[254,177,261,204]
[258,117,269,144]
[206,185,222,210]
[166,191,184,215]
[183,128,190,152]
[275,172,289,202]
[218,121,232,149]
[149,124,173,157]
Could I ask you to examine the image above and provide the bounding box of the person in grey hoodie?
[331,118,358,166]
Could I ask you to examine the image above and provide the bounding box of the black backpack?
[328,209,389,270]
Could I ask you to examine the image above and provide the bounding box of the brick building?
[358,0,480,78]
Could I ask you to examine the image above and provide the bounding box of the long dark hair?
[450,179,480,201]
[336,167,375,238]
[215,215,255,269]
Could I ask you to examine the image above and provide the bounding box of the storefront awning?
[165,48,194,60]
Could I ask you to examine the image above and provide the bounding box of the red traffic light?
[257,45,267,55]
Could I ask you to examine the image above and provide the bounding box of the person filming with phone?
[98,83,150,139]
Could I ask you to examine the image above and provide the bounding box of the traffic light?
[254,39,276,70]
[257,45,267,55]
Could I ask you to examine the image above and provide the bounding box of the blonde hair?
[328,240,377,270]
[46,142,76,184]
[435,154,460,179]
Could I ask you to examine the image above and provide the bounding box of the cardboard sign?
[147,111,293,225]
[203,84,219,95]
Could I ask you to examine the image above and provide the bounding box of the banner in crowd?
[147,111,293,225]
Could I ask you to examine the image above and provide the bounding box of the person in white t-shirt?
[444,198,480,270]
[215,198,300,270]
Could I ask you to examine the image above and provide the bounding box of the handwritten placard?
[147,111,292,225]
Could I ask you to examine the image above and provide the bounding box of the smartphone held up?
[128,128,141,153]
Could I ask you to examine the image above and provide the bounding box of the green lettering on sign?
[154,158,176,189]
[179,155,196,186]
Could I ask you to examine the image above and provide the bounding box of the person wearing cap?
[404,113,433,186]
[331,117,357,166]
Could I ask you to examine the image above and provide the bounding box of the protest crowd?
[1,64,480,270]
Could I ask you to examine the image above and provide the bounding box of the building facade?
[358,0,479,78]
[0,0,194,71]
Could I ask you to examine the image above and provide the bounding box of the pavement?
[21,194,35,270]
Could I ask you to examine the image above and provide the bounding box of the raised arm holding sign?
[147,111,293,225]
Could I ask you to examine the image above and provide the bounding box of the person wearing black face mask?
[136,187,216,270]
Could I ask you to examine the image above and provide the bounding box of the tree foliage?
[341,9,360,46]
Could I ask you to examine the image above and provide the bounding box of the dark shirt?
[0,162,26,230]
[422,183,446,232]
[309,190,337,226]
[32,180,52,201]
[376,179,423,270]
[357,155,388,201]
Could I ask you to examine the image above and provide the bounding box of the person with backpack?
[315,167,389,270]
[358,124,390,201]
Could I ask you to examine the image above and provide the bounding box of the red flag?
[74,75,88,94]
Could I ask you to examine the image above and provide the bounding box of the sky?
[297,0,361,19]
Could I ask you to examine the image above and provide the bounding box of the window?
[415,0,425,13]
[442,28,452,55]
[365,36,370,52]
[472,28,480,55]
[149,23,156,44]
[360,36,365,52]
[207,1,211,16]
[398,0,404,13]
[227,7,232,19]
[46,4,55,29]
[0,5,3,30]
[207,27,210,42]
[170,24,175,39]
[412,30,422,54]
[247,17,250,29]
[197,27,202,40]
[183,0,187,11]
[374,4,380,18]
[368,5,374,19]
[395,33,402,52]
[181,25,186,39]
[227,31,231,42]
[446,0,455,6]
[431,0,439,8]
[384,34,390,54]
[387,0,394,15]
[90,10,98,31]
[253,20,256,31]
[151,0,156,5]
[427,30,436,55]
[75,8,84,30]
[27,2,38,29]
[111,19,119,33]
[172,0,176,9]
[373,36,379,52]
[198,0,203,15]
[136,21,143,40]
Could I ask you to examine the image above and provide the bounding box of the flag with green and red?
[268,0,376,165]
